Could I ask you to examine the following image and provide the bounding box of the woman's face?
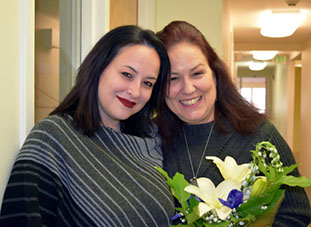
[98,44,160,131]
[166,42,216,125]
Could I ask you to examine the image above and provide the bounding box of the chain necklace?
[183,121,215,186]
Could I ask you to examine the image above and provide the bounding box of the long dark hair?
[51,25,170,137]
[155,21,266,145]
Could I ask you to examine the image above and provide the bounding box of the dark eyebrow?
[125,65,137,74]
[190,64,204,72]
[125,65,157,80]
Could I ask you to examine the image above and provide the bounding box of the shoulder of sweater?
[255,119,284,140]
[31,114,77,136]
[255,120,293,158]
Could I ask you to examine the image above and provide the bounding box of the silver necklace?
[183,121,215,185]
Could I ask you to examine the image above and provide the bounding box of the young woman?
[0,25,174,227]
[155,20,311,226]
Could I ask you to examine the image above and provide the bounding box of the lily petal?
[206,156,251,183]
[206,156,230,179]
[215,205,232,220]
[185,178,241,220]
[216,180,241,200]
[185,178,216,205]
[197,202,213,216]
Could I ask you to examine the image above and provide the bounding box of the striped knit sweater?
[0,115,175,226]
[163,120,311,226]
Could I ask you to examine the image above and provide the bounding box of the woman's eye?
[122,72,132,78]
[193,71,204,76]
[170,76,178,81]
[144,81,153,88]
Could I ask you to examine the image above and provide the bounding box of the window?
[238,77,266,113]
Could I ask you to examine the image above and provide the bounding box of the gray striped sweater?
[0,115,175,226]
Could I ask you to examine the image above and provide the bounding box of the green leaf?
[172,173,191,208]
[155,167,192,215]
[231,213,256,225]
[188,195,200,213]
[154,167,190,206]
[282,164,299,175]
[276,175,311,188]
[154,166,173,185]
[201,221,231,226]
[267,165,276,181]
[257,161,269,177]
[237,188,283,217]
[248,193,285,227]
[186,208,201,224]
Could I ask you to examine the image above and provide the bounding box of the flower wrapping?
[156,141,311,226]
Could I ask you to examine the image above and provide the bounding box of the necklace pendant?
[190,177,198,186]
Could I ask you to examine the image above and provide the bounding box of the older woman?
[155,20,310,226]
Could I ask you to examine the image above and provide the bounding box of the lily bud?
[250,177,268,197]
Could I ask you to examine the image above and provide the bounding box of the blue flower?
[171,212,183,221]
[219,189,243,209]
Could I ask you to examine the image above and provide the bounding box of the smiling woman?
[155,20,311,226]
[97,44,160,131]
[165,42,216,125]
[0,25,175,226]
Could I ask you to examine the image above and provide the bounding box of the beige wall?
[270,58,297,151]
[300,39,311,200]
[293,67,301,158]
[0,1,35,205]
[286,60,296,151]
[110,0,137,29]
[222,0,234,77]
[155,0,223,57]
[270,61,289,140]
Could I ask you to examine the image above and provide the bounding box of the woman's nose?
[182,78,195,94]
[127,81,141,98]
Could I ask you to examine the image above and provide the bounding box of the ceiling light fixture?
[260,10,306,38]
[248,61,267,71]
[252,51,278,60]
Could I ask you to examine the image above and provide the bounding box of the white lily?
[184,178,241,220]
[206,156,251,184]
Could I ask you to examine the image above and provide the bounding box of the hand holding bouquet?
[156,141,311,226]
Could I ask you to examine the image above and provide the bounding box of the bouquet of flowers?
[156,141,311,226]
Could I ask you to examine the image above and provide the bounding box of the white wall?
[0,0,35,205]
[81,0,110,61]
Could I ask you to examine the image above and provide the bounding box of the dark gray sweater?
[0,115,175,226]
[163,120,311,226]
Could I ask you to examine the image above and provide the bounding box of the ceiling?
[229,0,311,69]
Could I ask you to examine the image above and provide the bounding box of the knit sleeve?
[0,159,59,226]
[0,116,96,226]
[266,123,311,227]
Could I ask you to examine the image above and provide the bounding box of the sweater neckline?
[183,121,215,136]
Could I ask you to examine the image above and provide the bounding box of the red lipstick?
[117,96,136,108]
